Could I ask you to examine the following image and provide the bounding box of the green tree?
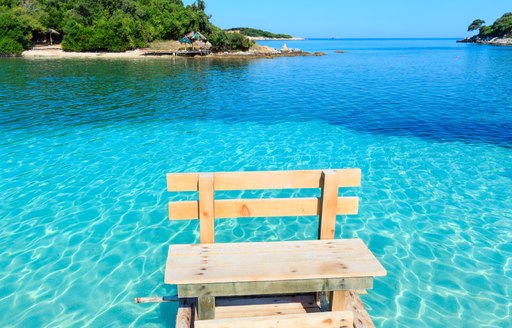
[207,28,228,51]
[0,0,255,55]
[226,32,253,50]
[0,5,43,55]
[0,37,24,56]
[478,25,494,38]
[467,19,485,31]
[491,12,512,37]
[197,0,205,11]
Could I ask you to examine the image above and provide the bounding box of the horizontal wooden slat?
[169,197,359,220]
[167,169,361,191]
[168,238,368,256]
[177,277,373,298]
[194,311,353,328]
[215,295,320,319]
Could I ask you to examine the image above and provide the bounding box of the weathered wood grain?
[319,170,339,240]
[350,292,376,328]
[166,239,385,285]
[167,169,361,191]
[169,197,359,220]
[329,291,350,311]
[198,296,215,320]
[176,298,194,328]
[199,173,215,244]
[194,311,354,328]
[177,277,373,298]
[215,294,320,319]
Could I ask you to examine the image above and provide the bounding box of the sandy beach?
[22,45,153,59]
[21,44,323,59]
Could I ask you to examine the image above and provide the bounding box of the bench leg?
[329,291,350,311]
[197,296,215,320]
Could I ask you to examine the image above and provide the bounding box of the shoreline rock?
[207,50,323,59]
[457,37,512,46]
[207,44,324,58]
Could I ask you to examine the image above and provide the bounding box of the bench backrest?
[166,169,361,244]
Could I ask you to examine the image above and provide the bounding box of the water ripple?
[0,39,511,327]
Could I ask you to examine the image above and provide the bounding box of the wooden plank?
[168,239,368,256]
[329,291,350,311]
[169,197,359,220]
[167,247,372,267]
[176,298,194,328]
[177,277,373,297]
[167,169,361,191]
[199,173,215,244]
[319,291,374,327]
[165,239,386,285]
[349,292,375,328]
[216,294,317,307]
[215,295,320,319]
[198,296,215,320]
[194,311,354,328]
[319,170,339,240]
[320,171,342,310]
[168,260,382,285]
[216,302,321,319]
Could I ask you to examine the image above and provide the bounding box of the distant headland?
[224,28,304,41]
[458,12,512,46]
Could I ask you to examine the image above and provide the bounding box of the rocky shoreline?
[208,50,325,59]
[208,44,324,59]
[457,37,512,46]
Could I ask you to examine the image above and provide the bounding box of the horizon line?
[264,37,464,40]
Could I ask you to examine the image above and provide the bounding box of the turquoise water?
[0,39,511,327]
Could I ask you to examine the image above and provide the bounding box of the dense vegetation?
[208,30,254,51]
[0,1,44,56]
[468,12,512,39]
[0,0,252,55]
[225,27,292,39]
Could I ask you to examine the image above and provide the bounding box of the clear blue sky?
[183,0,511,38]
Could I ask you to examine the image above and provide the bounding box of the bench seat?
[165,169,386,326]
[165,239,386,287]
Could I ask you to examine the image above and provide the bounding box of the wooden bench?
[165,169,386,327]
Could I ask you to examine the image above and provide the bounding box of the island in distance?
[224,27,304,41]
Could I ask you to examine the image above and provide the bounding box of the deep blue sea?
[0,39,511,327]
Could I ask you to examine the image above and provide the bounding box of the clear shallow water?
[0,39,511,327]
